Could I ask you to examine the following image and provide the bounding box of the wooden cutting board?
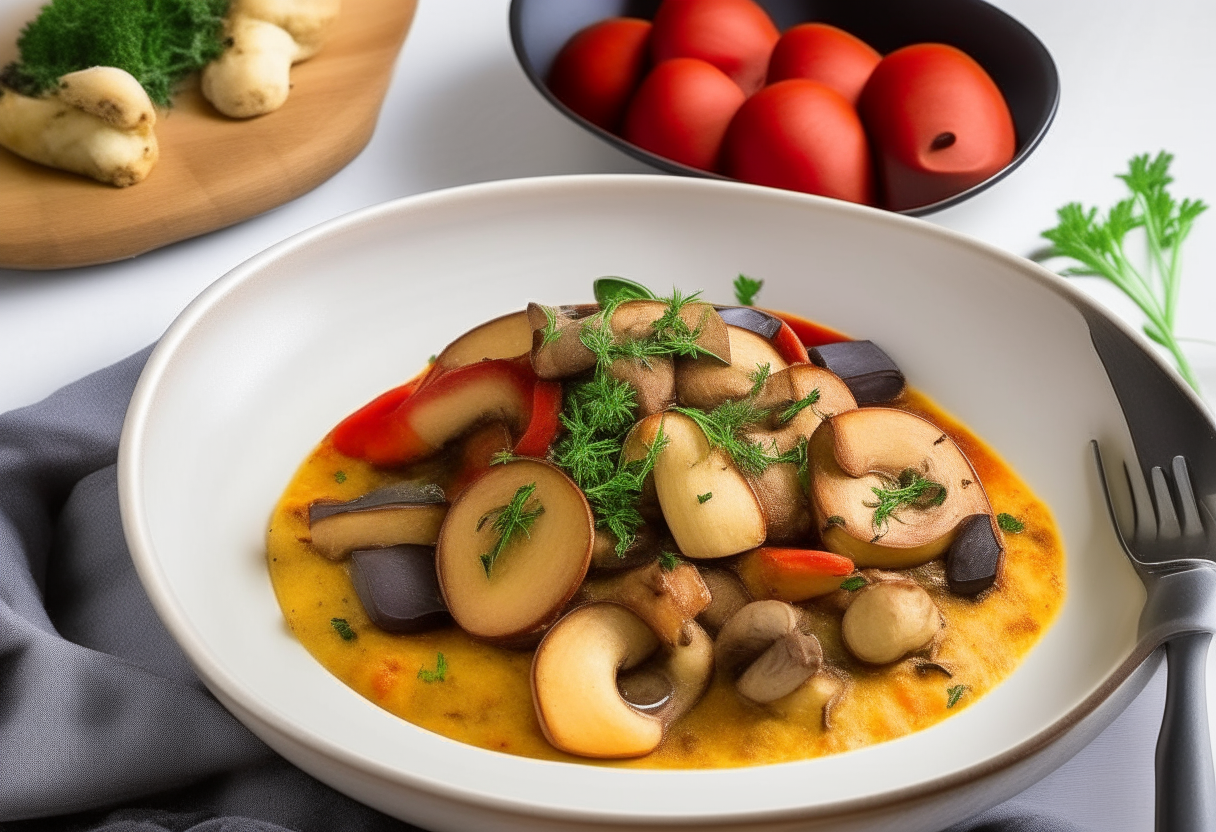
[0,0,418,270]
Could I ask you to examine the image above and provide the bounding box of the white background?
[1,0,1214,827]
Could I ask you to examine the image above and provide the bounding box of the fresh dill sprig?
[672,400,799,476]
[582,426,668,555]
[747,363,772,397]
[778,388,821,423]
[490,450,518,466]
[418,652,447,683]
[477,483,545,577]
[658,551,680,571]
[734,274,763,306]
[540,305,562,347]
[1040,152,1207,391]
[865,468,947,540]
[2,0,229,107]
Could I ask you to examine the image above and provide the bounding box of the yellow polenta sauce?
[266,386,1064,769]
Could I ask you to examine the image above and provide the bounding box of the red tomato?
[546,18,652,131]
[858,43,1016,211]
[650,0,779,95]
[722,79,874,204]
[765,22,881,106]
[623,58,746,171]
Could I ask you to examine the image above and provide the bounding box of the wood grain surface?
[0,0,418,270]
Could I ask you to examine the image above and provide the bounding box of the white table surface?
[1,0,1213,828]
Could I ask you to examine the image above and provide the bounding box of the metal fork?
[1093,442,1216,832]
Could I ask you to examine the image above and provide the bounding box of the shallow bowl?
[121,175,1156,831]
[509,0,1059,216]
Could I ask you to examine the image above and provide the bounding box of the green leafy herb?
[581,425,668,556]
[330,618,357,641]
[334,470,347,484]
[1,0,230,107]
[672,400,798,476]
[866,468,947,540]
[477,483,545,577]
[593,276,656,306]
[1040,152,1207,391]
[779,388,821,423]
[734,274,763,306]
[946,684,969,708]
[747,363,772,397]
[540,305,563,347]
[997,513,1025,533]
[840,575,867,591]
[658,551,680,571]
[417,652,447,683]
[490,450,517,466]
[697,492,713,504]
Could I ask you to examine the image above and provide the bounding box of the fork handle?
[1157,632,1216,832]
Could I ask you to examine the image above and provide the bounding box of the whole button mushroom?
[841,581,942,665]
[715,600,823,704]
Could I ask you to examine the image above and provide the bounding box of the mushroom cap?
[749,364,857,454]
[715,600,823,704]
[676,325,788,409]
[808,407,994,568]
[432,309,532,378]
[841,580,941,664]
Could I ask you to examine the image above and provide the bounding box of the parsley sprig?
[734,274,763,306]
[1040,152,1207,391]
[477,483,544,577]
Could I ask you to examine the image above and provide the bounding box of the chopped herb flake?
[840,575,867,591]
[334,470,347,484]
[947,684,970,708]
[779,388,821,423]
[330,618,357,641]
[418,652,447,682]
[658,551,680,571]
[733,274,763,306]
[997,513,1025,533]
[697,492,713,504]
[865,468,947,539]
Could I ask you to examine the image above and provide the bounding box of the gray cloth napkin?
[0,348,1150,831]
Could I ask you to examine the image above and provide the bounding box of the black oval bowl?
[509,0,1059,216]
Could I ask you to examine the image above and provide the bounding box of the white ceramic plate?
[119,175,1159,831]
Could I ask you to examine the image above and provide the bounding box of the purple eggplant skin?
[808,341,906,404]
[351,545,451,633]
[946,514,1004,596]
[309,482,445,524]
[713,305,784,340]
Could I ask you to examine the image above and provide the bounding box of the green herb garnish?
[733,274,763,306]
[697,492,713,504]
[1,0,229,107]
[540,305,562,347]
[418,652,447,683]
[840,575,867,591]
[1040,152,1207,391]
[334,470,347,484]
[658,551,680,571]
[747,363,772,397]
[672,400,798,476]
[946,684,969,708]
[477,483,545,577]
[778,388,821,424]
[593,276,657,306]
[866,468,947,540]
[997,513,1025,533]
[330,618,357,641]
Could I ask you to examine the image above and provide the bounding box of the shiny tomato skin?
[546,17,652,131]
[650,0,779,95]
[623,57,747,171]
[765,22,881,106]
[722,79,874,205]
[858,43,1016,211]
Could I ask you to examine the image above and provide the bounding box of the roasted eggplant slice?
[808,340,906,403]
[309,482,447,560]
[351,545,451,633]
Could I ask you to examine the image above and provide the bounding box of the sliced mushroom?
[651,412,767,559]
[768,668,849,730]
[590,524,664,572]
[841,580,941,665]
[807,407,996,568]
[609,355,675,417]
[696,568,753,636]
[531,602,713,758]
[734,547,855,603]
[748,364,858,454]
[808,341,905,404]
[308,482,447,560]
[435,459,593,644]
[609,299,731,364]
[430,310,533,379]
[350,544,450,633]
[675,325,788,409]
[578,560,711,646]
[746,461,811,544]
[528,303,597,380]
[715,600,822,704]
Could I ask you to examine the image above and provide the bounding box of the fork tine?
[1123,457,1156,542]
[1151,466,1182,540]
[1171,456,1205,539]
